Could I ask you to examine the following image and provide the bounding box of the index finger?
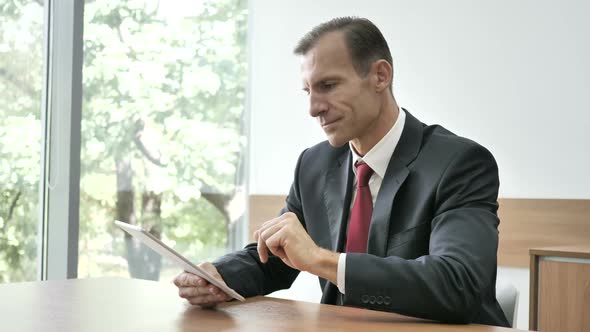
[256,215,284,233]
[257,229,269,263]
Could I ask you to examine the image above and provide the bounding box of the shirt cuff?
[337,253,346,294]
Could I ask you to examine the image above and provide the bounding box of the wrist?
[307,247,339,285]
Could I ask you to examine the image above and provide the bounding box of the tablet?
[114,220,245,301]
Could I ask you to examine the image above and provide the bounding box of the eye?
[319,81,337,92]
[302,88,310,95]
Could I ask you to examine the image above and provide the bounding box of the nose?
[308,92,328,118]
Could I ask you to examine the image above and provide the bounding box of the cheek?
[349,94,370,117]
[358,91,380,116]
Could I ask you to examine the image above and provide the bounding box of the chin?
[326,135,348,148]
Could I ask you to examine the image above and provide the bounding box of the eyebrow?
[303,75,342,89]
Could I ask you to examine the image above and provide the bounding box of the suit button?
[384,296,392,305]
[369,296,376,304]
[361,295,369,304]
[377,296,384,304]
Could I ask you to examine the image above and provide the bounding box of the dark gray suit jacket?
[214,110,510,327]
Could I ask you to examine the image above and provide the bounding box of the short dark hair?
[294,17,393,79]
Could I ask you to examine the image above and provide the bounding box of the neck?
[351,95,399,156]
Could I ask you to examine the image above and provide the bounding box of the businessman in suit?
[174,17,510,327]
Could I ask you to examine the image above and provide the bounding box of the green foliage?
[0,0,43,282]
[0,0,248,282]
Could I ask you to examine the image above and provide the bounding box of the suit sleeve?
[343,143,500,323]
[212,150,309,298]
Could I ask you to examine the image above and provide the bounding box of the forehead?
[300,32,358,83]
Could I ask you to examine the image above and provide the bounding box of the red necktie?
[346,162,374,253]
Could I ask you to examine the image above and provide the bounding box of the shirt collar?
[350,108,406,179]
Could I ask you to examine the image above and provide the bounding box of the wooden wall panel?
[249,195,590,267]
[249,195,286,240]
[497,199,590,267]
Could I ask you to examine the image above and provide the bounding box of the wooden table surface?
[0,278,526,332]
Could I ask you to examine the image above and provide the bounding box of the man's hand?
[254,212,320,271]
[173,262,231,308]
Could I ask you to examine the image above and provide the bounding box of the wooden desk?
[0,278,525,331]
[529,245,590,331]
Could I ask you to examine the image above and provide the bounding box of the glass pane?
[0,1,44,283]
[79,0,248,281]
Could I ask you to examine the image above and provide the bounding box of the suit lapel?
[323,150,354,252]
[367,109,423,256]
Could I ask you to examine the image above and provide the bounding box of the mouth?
[321,118,341,129]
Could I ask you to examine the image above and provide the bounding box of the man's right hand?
[173,262,232,308]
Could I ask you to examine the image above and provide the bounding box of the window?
[78,0,248,280]
[0,0,44,282]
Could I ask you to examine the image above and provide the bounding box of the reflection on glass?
[79,0,248,280]
[0,0,44,283]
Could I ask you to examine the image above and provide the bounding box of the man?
[174,17,510,327]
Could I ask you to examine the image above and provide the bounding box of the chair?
[496,281,519,328]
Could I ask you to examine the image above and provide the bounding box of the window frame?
[39,0,84,280]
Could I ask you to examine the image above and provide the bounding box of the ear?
[371,59,393,93]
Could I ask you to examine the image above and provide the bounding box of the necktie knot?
[355,162,374,187]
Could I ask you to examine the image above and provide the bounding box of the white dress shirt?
[336,108,406,294]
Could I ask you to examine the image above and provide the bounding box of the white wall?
[249,1,590,329]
